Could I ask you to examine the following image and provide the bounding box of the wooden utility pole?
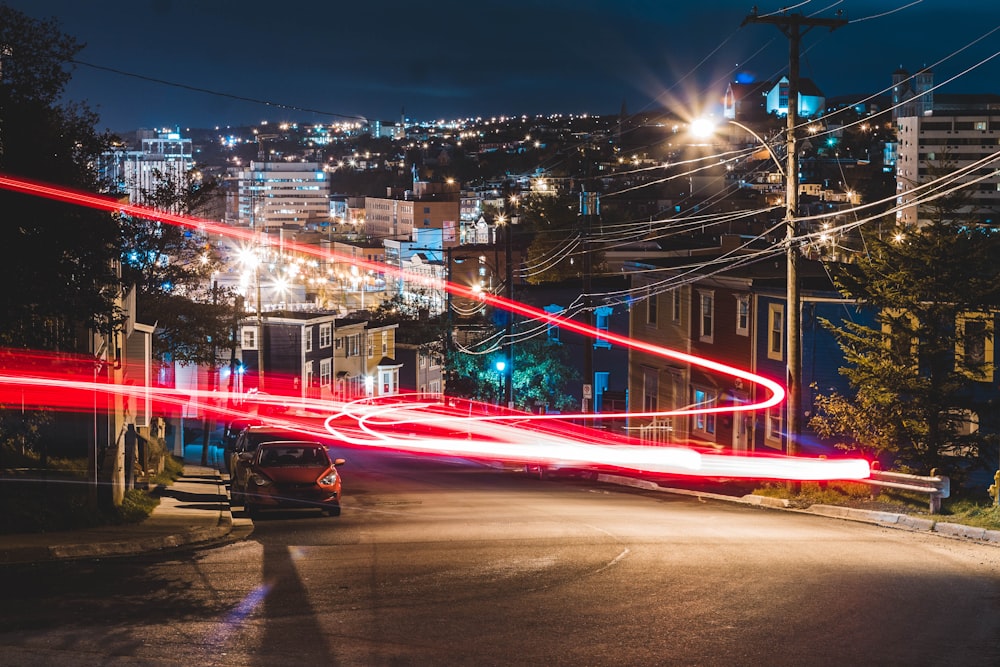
[741,7,847,457]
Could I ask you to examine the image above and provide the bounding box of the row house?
[396,342,444,399]
[238,311,399,404]
[626,250,873,455]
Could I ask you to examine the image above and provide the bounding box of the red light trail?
[0,173,871,482]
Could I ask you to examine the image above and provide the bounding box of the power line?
[70,59,368,122]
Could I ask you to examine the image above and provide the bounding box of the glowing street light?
[691,115,800,458]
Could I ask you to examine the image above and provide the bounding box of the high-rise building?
[231,161,330,230]
[894,68,1000,227]
[100,130,195,209]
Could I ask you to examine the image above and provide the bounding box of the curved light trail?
[0,173,870,482]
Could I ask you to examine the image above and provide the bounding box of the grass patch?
[753,480,1000,530]
[932,499,1000,529]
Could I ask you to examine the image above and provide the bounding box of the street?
[2,447,1000,666]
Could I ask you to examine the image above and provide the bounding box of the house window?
[766,408,782,444]
[544,304,562,342]
[335,336,343,351]
[382,330,389,355]
[594,371,609,412]
[693,388,716,435]
[646,292,658,325]
[736,295,750,336]
[957,313,994,381]
[242,326,258,350]
[419,354,427,368]
[367,334,374,358]
[305,361,314,388]
[672,289,682,323]
[699,291,714,342]
[429,379,441,394]
[594,306,612,349]
[347,334,360,357]
[768,304,784,360]
[304,326,313,352]
[320,359,332,387]
[319,323,332,348]
[643,368,658,412]
[883,309,919,370]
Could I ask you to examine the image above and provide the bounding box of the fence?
[863,469,950,513]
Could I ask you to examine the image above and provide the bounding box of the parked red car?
[229,425,304,504]
[243,441,345,518]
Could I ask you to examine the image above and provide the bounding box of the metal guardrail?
[864,469,950,513]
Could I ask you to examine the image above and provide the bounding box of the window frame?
[768,303,784,360]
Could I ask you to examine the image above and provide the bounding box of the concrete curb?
[596,473,1000,546]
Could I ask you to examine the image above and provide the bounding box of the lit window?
[693,388,716,434]
[594,306,612,349]
[242,327,258,350]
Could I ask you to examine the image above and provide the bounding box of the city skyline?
[5,1,1000,132]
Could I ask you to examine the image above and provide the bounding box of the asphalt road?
[2,447,1000,666]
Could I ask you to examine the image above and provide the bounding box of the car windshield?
[258,446,329,467]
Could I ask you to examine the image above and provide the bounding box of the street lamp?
[691,116,800,458]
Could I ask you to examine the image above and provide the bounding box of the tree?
[519,193,586,285]
[813,203,1000,474]
[447,334,579,412]
[0,5,122,352]
[117,172,238,365]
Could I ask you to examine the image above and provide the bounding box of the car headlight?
[319,470,338,486]
[252,473,273,486]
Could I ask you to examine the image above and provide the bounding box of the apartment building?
[893,67,1000,227]
[896,111,1000,226]
[100,130,195,209]
[231,161,330,230]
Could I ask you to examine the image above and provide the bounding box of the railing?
[863,469,950,513]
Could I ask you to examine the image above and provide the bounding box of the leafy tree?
[0,5,122,352]
[117,171,237,365]
[519,193,587,284]
[813,203,1000,474]
[447,335,579,412]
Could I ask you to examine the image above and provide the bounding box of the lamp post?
[690,116,796,455]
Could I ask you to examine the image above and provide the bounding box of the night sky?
[5,1,1000,132]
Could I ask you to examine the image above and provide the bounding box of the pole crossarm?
[741,10,848,35]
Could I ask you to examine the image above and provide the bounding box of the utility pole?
[741,7,847,457]
[503,191,517,410]
[580,189,599,425]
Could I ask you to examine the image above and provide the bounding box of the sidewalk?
[0,463,240,565]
